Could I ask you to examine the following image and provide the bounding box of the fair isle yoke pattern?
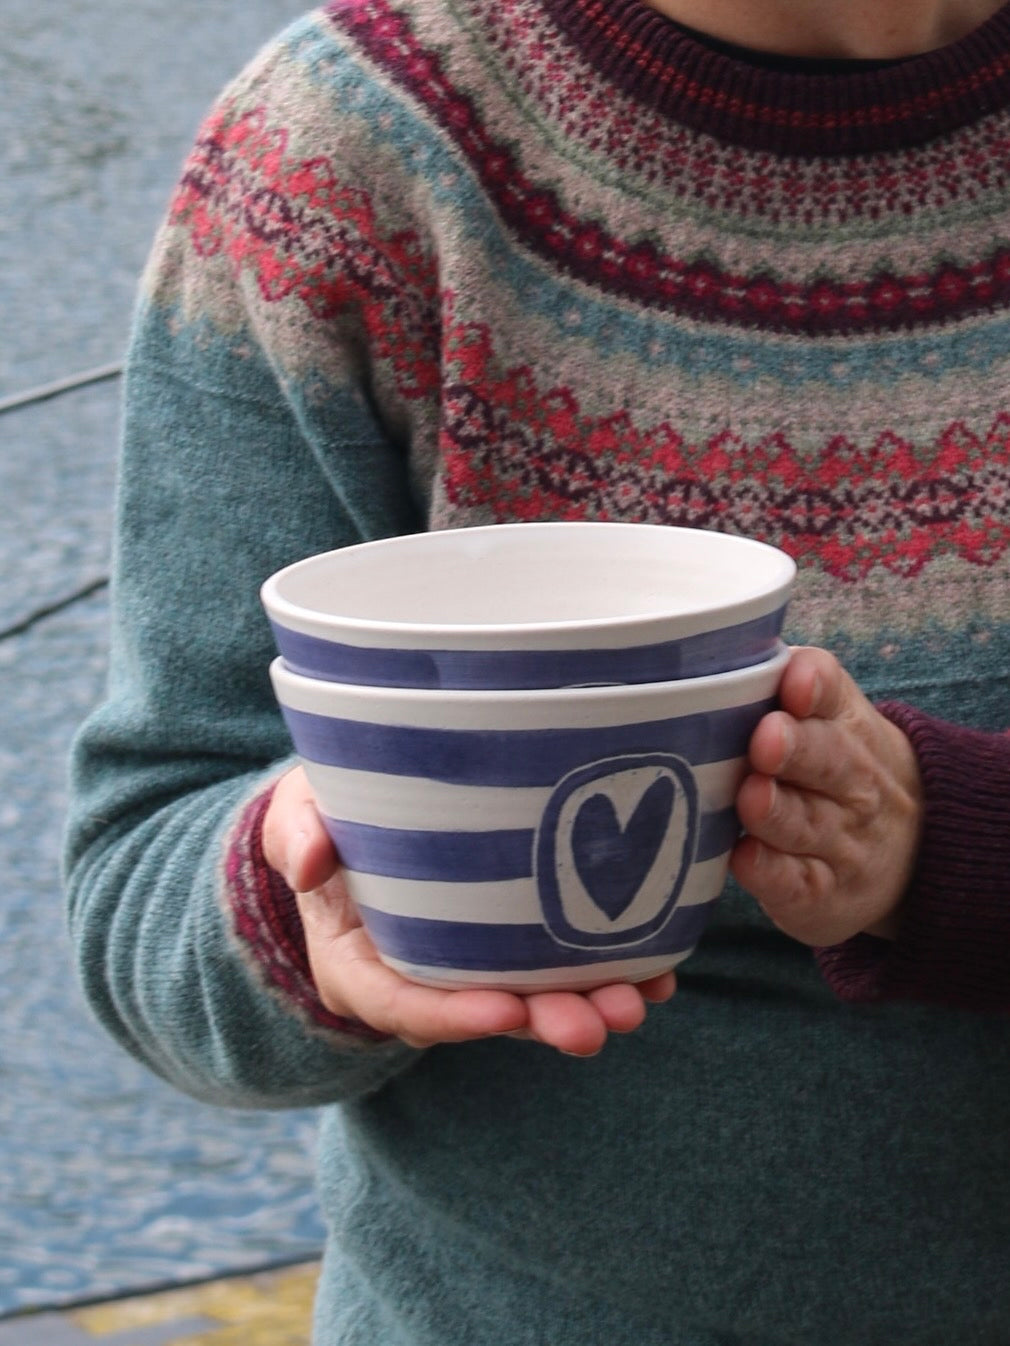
[156,0,1010,717]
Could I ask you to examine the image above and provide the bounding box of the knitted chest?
[157,0,1010,724]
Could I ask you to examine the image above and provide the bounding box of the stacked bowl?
[262,522,794,991]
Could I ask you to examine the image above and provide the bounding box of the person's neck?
[642,0,1006,59]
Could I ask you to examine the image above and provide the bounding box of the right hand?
[262,766,675,1054]
[730,646,923,947]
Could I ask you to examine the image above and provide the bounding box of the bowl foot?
[377,950,694,993]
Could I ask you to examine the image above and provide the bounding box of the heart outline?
[535,753,699,950]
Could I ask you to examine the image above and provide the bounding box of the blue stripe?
[323,806,740,881]
[282,698,774,785]
[357,898,715,970]
[272,610,785,689]
[330,821,531,881]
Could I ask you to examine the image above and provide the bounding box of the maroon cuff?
[815,704,1010,1014]
[223,783,389,1041]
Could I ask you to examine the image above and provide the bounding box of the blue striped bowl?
[262,523,794,690]
[269,644,790,991]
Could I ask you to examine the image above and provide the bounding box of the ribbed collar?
[542,0,1010,155]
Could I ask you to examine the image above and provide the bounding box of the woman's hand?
[730,646,924,947]
[262,767,675,1055]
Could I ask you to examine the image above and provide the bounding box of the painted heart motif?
[570,775,676,922]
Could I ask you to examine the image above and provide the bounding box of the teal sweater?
[66,1,1010,1341]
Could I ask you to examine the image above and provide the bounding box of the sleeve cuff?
[222,781,392,1043]
[815,703,1010,1014]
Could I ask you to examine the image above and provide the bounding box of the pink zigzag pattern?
[440,305,1010,581]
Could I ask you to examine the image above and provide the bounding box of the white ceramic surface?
[262,522,795,689]
[270,644,790,991]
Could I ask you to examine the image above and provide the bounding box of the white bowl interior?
[264,523,794,633]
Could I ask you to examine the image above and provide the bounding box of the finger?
[503,973,674,1041]
[387,984,531,1048]
[780,718,880,805]
[524,992,609,1056]
[587,981,648,1034]
[287,801,341,893]
[745,649,851,778]
[389,987,530,1048]
[295,871,360,945]
[775,646,846,722]
[736,771,848,857]
[636,970,677,1004]
[263,769,340,892]
[746,710,798,777]
[729,833,840,943]
[314,927,530,1046]
[748,710,882,805]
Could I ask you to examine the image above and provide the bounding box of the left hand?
[263,766,676,1056]
[729,646,925,947]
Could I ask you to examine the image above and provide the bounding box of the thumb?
[262,768,340,892]
[286,799,340,893]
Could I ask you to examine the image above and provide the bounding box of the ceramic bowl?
[262,522,794,690]
[269,644,790,991]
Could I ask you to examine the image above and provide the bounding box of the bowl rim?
[269,642,791,717]
[261,523,797,645]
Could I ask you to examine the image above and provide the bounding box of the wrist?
[224,782,389,1041]
[859,713,924,940]
[818,703,1010,1010]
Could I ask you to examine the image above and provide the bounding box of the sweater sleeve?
[63,24,431,1108]
[814,703,1010,1014]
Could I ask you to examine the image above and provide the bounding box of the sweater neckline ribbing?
[540,0,1010,155]
[660,17,910,75]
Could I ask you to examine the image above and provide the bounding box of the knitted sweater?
[64,1,1010,1341]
